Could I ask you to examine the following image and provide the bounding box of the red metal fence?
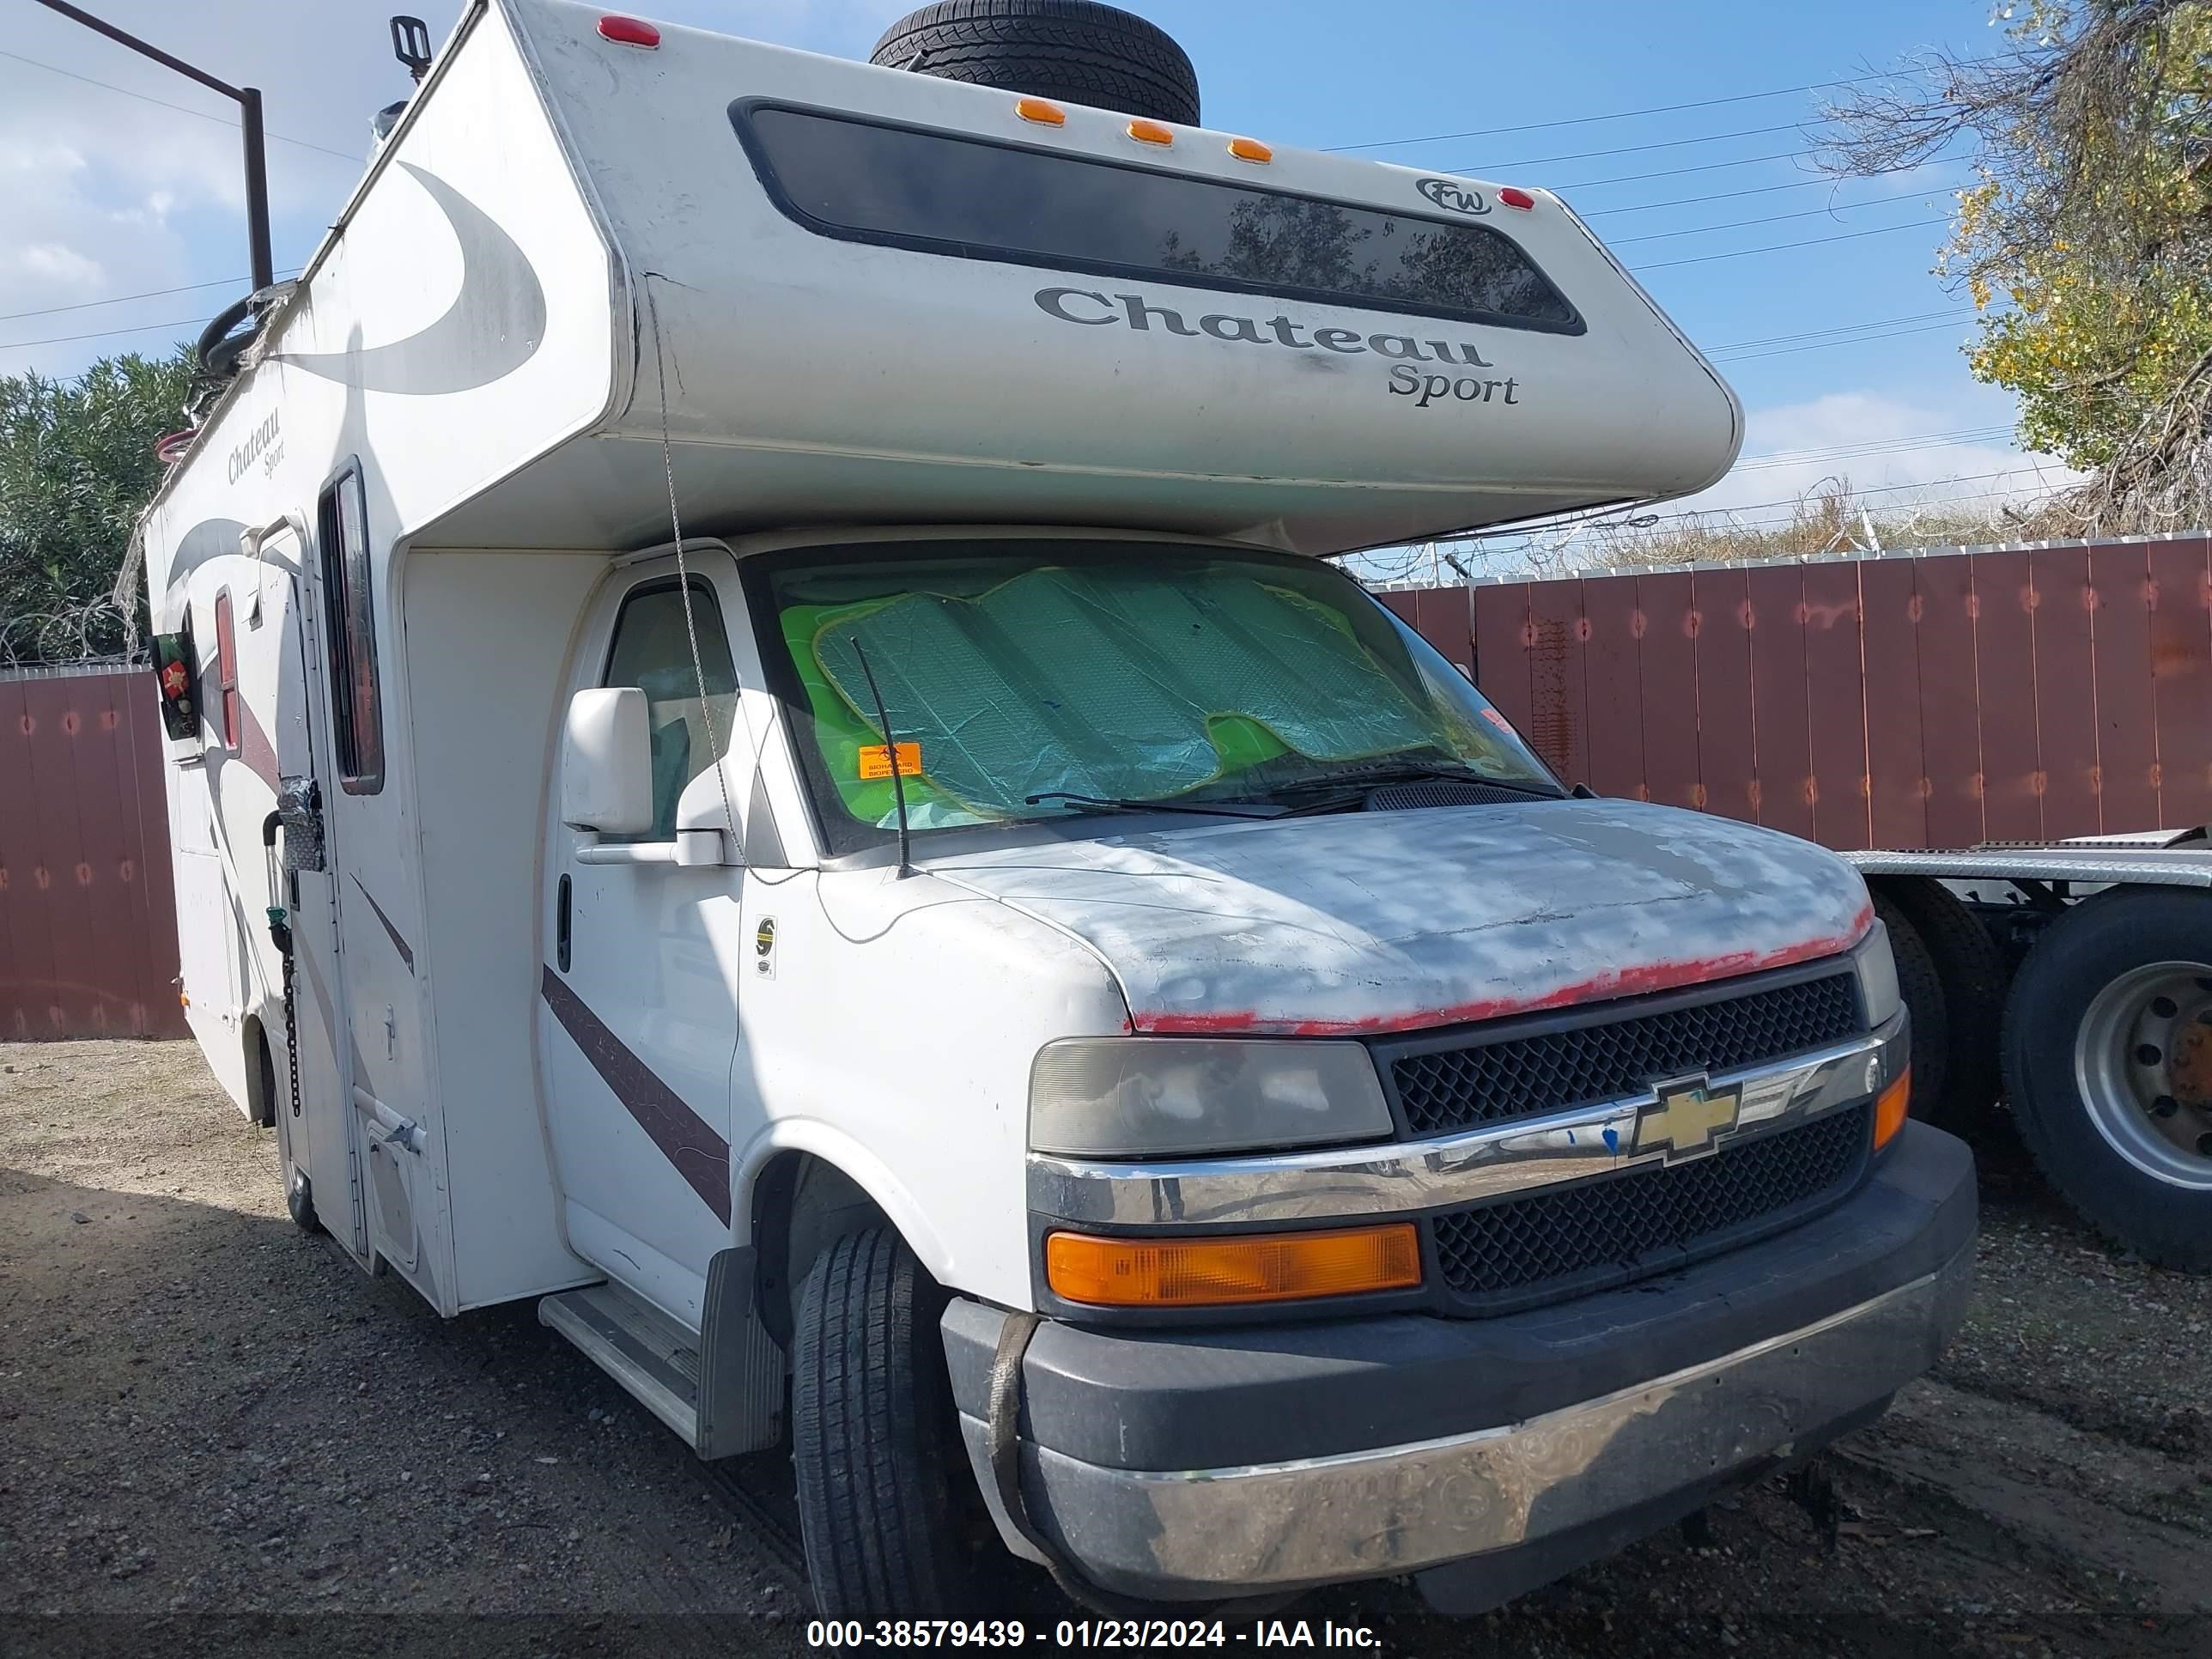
[5,538,2208,1039]
[1397,535,2212,850]
[0,664,185,1040]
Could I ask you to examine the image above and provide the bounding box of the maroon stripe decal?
[351,874,416,973]
[539,967,731,1224]
[238,697,281,792]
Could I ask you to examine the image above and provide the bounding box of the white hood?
[924,799,1872,1036]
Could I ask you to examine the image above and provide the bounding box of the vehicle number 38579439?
[805,1620,1382,1650]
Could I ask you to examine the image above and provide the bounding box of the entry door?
[539,558,746,1326]
[263,527,368,1261]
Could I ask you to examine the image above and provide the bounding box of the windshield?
[752,542,1558,854]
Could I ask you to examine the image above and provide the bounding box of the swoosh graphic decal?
[540,967,732,1224]
[277,163,546,395]
[160,517,250,606]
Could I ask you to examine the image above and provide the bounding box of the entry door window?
[603,579,740,842]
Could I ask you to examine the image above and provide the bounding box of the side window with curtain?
[602,579,740,843]
[315,463,384,793]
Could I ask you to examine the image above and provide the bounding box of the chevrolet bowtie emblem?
[1634,1075,1743,1162]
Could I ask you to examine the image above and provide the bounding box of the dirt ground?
[3,1041,2209,1659]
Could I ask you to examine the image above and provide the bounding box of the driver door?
[538,556,747,1326]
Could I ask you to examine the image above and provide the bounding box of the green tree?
[0,348,193,665]
[1821,1,2212,530]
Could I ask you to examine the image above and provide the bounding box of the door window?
[316,463,383,793]
[603,579,740,842]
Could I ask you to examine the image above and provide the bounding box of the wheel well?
[749,1151,894,1349]
[241,1017,276,1128]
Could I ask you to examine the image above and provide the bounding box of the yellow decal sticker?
[858,742,921,781]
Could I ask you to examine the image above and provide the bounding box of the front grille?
[1430,1103,1871,1312]
[1390,970,1863,1137]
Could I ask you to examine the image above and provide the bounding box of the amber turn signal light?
[1127,118,1175,146]
[1874,1065,1912,1150]
[1016,97,1066,125]
[1046,1224,1420,1308]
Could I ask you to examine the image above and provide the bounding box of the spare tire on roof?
[870,0,1200,127]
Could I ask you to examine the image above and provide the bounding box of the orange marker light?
[1127,118,1175,146]
[1046,1224,1420,1308]
[1016,97,1066,125]
[1228,137,1273,163]
[1874,1066,1912,1150]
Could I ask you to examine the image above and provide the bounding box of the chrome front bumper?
[947,1121,1975,1603]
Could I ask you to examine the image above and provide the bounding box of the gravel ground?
[3,1041,2209,1659]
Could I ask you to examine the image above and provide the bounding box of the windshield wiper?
[1024,792,1279,819]
[1217,764,1565,817]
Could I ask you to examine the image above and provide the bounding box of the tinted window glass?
[602,580,740,842]
[316,465,382,793]
[738,106,1578,332]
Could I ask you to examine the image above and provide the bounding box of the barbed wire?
[0,593,139,670]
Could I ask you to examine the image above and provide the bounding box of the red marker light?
[1498,186,1536,210]
[598,15,660,47]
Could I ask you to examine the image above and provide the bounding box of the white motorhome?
[143,0,1973,1618]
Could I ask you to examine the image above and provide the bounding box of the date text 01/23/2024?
[805,1620,1384,1650]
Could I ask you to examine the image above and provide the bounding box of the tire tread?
[793,1228,970,1615]
[872,0,1200,125]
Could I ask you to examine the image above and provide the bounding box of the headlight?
[1854,920,1903,1029]
[1029,1037,1395,1158]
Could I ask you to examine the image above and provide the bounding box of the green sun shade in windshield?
[806,565,1450,817]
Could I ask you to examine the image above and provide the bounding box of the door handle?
[556,874,572,971]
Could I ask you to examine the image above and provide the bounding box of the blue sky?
[3,1,2063,550]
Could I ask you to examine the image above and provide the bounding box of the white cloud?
[1666,390,2083,532]
[1,0,913,375]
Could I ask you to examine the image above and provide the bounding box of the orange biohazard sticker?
[858,742,922,781]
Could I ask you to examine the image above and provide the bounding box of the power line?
[1705,309,1971,352]
[1609,199,1954,246]
[1712,317,1982,364]
[0,315,205,352]
[1583,165,1974,219]
[1322,65,1925,154]
[1729,426,2015,469]
[0,270,303,325]
[1474,121,1808,175]
[1,47,361,164]
[1644,468,2055,526]
[1630,217,1948,272]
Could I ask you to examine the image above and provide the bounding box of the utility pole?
[31,0,275,292]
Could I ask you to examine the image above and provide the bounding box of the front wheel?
[2002,888,2212,1270]
[792,1227,984,1617]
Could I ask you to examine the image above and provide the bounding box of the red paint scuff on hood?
[1138,901,1873,1036]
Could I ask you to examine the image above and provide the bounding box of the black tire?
[2002,888,2212,1272]
[872,0,1201,125]
[285,1164,320,1234]
[1873,892,1949,1120]
[793,1228,979,1617]
[1875,877,2008,1131]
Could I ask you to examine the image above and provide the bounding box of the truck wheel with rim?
[793,1227,983,1616]
[871,0,1202,126]
[2002,888,2212,1271]
[1873,877,2008,1132]
[1872,892,1949,1120]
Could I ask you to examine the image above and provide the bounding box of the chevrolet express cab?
[140,0,1974,1618]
